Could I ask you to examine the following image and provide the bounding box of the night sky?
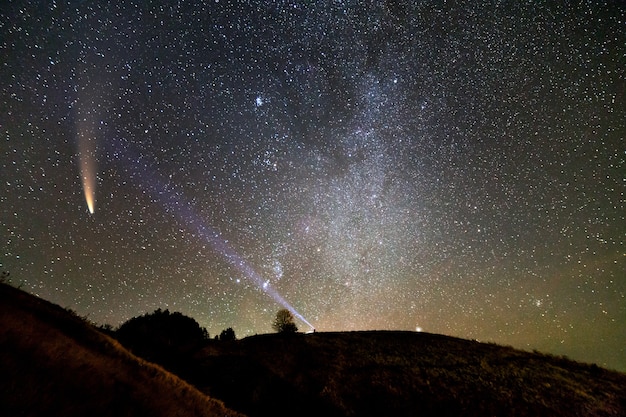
[1,2,624,371]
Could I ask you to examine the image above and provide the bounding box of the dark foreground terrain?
[181,331,626,417]
[1,282,625,417]
[0,283,242,417]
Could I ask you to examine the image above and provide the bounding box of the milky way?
[1,2,624,371]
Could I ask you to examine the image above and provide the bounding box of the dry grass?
[0,283,245,417]
[187,331,626,417]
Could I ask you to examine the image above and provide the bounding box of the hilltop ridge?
[180,330,626,417]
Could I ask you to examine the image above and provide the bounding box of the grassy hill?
[2,281,625,417]
[0,283,244,417]
[184,332,626,417]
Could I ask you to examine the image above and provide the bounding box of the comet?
[77,132,96,214]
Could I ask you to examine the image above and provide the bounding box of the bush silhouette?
[219,327,237,341]
[116,309,208,363]
[272,309,298,333]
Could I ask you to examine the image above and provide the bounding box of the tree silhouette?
[115,308,208,363]
[272,308,298,333]
[219,327,237,341]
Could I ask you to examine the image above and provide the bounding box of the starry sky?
[1,2,625,371]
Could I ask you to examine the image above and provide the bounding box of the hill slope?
[2,281,624,417]
[0,283,244,417]
[184,331,626,417]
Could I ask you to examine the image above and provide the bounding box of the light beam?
[111,139,314,330]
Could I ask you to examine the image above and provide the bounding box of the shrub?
[115,309,208,362]
[219,327,237,341]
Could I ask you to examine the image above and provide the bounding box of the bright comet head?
[84,181,95,214]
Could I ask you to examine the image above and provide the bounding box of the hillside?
[2,282,625,417]
[0,283,244,417]
[183,332,626,417]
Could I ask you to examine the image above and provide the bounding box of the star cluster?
[1,2,624,371]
